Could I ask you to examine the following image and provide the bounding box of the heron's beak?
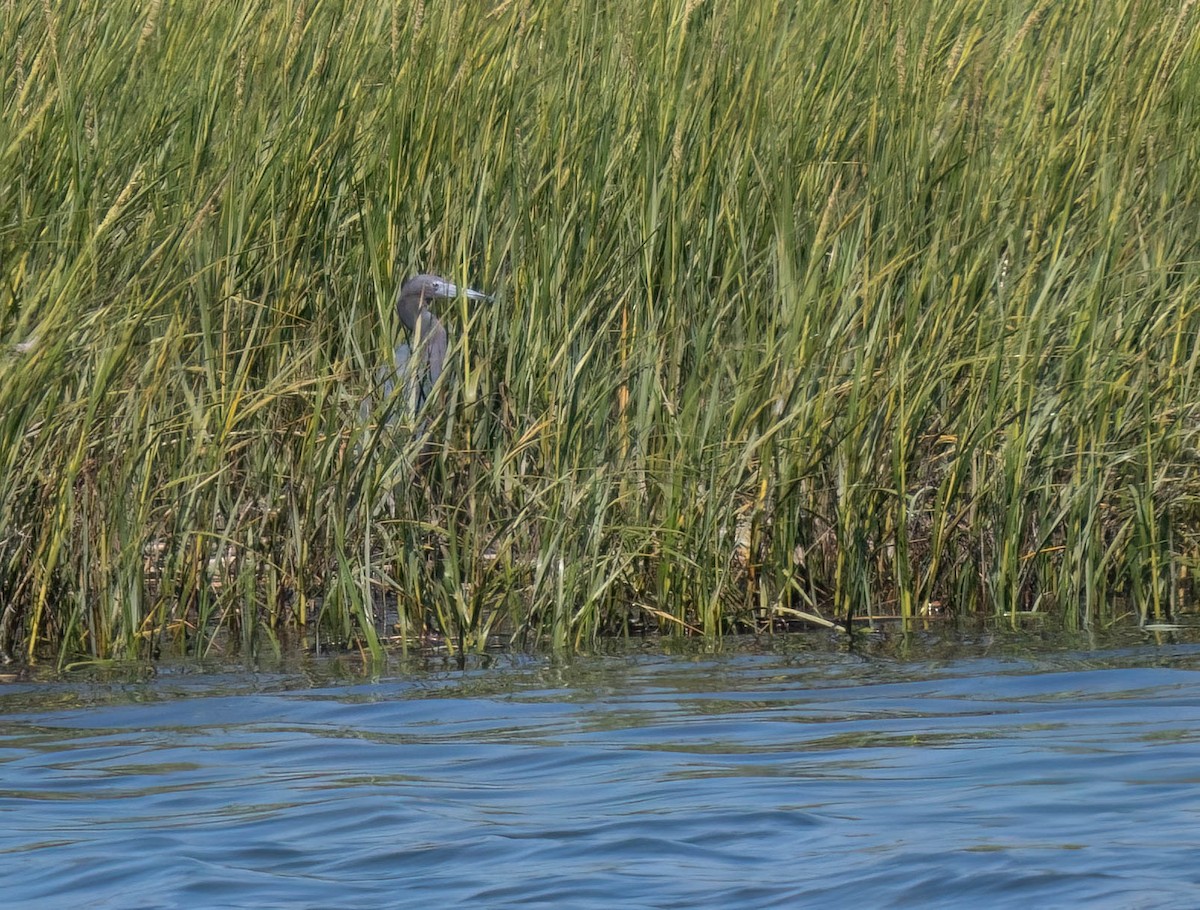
[455,284,493,303]
[430,280,492,304]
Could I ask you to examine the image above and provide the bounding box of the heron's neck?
[397,297,422,334]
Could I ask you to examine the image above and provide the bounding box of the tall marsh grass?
[2,0,1200,661]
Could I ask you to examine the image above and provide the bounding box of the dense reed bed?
[2,0,1199,662]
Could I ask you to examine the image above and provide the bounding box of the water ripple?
[2,640,1200,907]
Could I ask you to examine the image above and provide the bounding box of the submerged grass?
[2,0,1200,662]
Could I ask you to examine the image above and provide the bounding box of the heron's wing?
[393,341,411,374]
[360,343,414,428]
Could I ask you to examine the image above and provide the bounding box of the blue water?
[2,632,1200,908]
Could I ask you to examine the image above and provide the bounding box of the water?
[3,630,1200,908]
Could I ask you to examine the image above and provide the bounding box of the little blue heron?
[367,273,493,426]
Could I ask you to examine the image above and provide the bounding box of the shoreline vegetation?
[2,0,1199,663]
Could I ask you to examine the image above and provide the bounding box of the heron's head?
[396,273,492,333]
